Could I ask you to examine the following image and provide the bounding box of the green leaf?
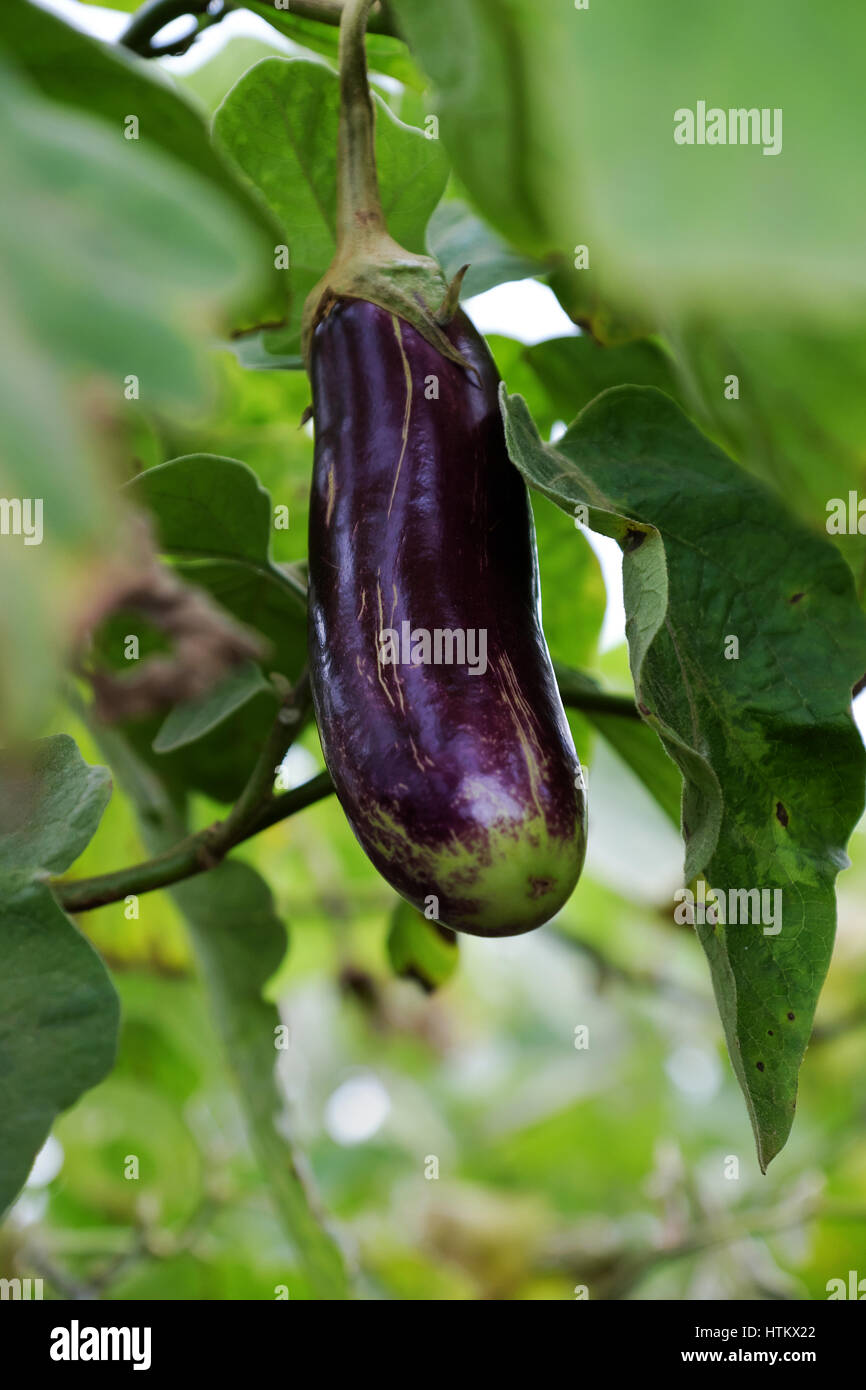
[0,735,118,1214]
[426,198,543,300]
[126,454,279,574]
[0,875,120,1216]
[387,899,458,992]
[395,0,866,326]
[0,735,111,875]
[501,384,866,1169]
[225,332,305,372]
[175,862,349,1296]
[168,862,347,1295]
[109,456,307,800]
[0,0,285,327]
[153,662,273,754]
[213,57,448,351]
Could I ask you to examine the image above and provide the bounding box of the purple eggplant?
[307,297,586,936]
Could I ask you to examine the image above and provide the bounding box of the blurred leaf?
[225,332,305,372]
[427,198,543,300]
[545,265,650,346]
[214,57,448,353]
[0,0,285,327]
[395,0,866,326]
[387,899,458,991]
[0,58,256,735]
[0,735,111,875]
[153,661,272,754]
[502,384,866,1169]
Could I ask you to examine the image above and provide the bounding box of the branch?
[554,663,642,720]
[120,1,215,58]
[251,1,401,37]
[120,0,400,60]
[54,675,334,914]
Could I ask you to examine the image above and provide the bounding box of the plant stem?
[55,672,330,914]
[54,771,334,913]
[265,1,400,35]
[554,663,642,720]
[121,0,212,57]
[335,0,386,248]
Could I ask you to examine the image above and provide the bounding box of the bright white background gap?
[31,0,866,740]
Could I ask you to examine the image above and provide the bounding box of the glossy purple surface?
[308,298,585,935]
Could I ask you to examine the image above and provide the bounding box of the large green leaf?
[395,0,866,326]
[0,0,285,327]
[501,384,866,1168]
[214,56,448,354]
[127,454,282,574]
[0,736,118,1214]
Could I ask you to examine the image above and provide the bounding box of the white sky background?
[32,0,866,739]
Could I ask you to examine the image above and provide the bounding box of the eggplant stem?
[336,0,387,249]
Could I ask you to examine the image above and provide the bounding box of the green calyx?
[301,0,469,372]
[302,235,470,370]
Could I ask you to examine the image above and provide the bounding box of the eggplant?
[307,297,586,936]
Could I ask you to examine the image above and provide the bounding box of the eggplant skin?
[308,298,586,937]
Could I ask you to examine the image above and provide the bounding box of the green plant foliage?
[245,2,425,89]
[387,900,458,991]
[426,198,544,301]
[153,662,273,753]
[3,0,866,1308]
[109,455,307,800]
[0,0,285,328]
[0,738,119,1213]
[213,56,448,355]
[395,0,866,326]
[501,385,866,1168]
